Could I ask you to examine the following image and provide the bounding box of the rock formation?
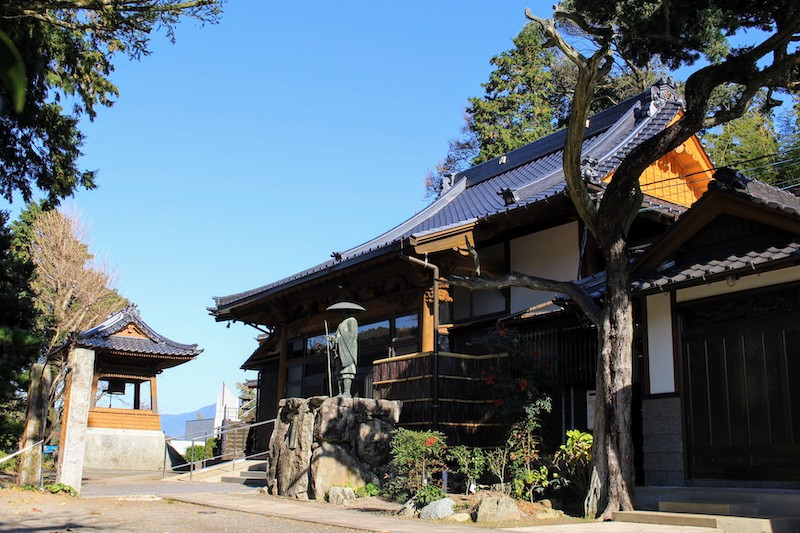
[267,396,401,500]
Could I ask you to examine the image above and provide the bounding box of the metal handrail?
[1,439,43,465]
[162,418,275,480]
[2,439,46,489]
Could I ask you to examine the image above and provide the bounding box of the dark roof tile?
[213,83,685,314]
[76,305,202,358]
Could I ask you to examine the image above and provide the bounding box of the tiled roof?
[76,305,202,358]
[711,167,800,215]
[212,83,684,315]
[570,174,800,298]
[634,237,800,293]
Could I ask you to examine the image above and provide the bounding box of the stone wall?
[642,396,685,485]
[83,428,166,470]
[268,396,401,500]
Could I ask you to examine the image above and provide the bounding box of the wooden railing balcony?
[372,351,507,446]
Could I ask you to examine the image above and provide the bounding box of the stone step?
[246,461,268,472]
[238,471,268,479]
[659,501,760,516]
[614,510,800,533]
[219,476,267,486]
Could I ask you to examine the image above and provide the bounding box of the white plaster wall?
[643,266,800,396]
[676,265,800,302]
[84,428,166,470]
[645,294,675,394]
[510,222,580,313]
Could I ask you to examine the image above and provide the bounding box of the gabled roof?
[75,305,202,361]
[572,172,800,298]
[631,170,800,294]
[211,82,686,321]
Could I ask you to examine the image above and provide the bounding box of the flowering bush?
[386,428,447,504]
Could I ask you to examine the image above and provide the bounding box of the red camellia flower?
[519,378,528,391]
[498,326,508,337]
[425,437,437,447]
[486,373,496,386]
[493,398,503,407]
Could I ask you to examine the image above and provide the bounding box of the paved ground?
[2,469,724,532]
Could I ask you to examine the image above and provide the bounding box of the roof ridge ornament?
[648,79,681,116]
[713,167,751,190]
[581,157,601,184]
[497,187,518,206]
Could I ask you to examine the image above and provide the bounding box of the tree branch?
[526,10,615,238]
[448,272,602,326]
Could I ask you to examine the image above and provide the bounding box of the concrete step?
[220,471,267,486]
[614,510,800,533]
[660,501,760,516]
[636,486,800,517]
[246,461,267,472]
[236,471,267,480]
[614,510,718,529]
[219,460,269,487]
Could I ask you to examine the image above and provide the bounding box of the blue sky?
[4,1,557,414]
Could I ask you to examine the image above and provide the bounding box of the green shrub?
[485,446,509,493]
[511,464,551,501]
[447,445,486,494]
[0,450,18,473]
[386,428,446,502]
[506,397,551,502]
[44,482,76,496]
[184,436,217,464]
[184,445,205,463]
[413,483,445,508]
[554,429,593,496]
[354,482,381,498]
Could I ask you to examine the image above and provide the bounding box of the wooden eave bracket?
[409,222,477,255]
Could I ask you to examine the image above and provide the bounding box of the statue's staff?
[324,319,333,396]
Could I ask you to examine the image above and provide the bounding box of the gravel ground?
[0,488,368,533]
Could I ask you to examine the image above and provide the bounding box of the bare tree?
[17,206,126,485]
[29,207,126,355]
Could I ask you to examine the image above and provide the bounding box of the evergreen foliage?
[0,211,40,410]
[0,1,222,205]
[467,23,556,165]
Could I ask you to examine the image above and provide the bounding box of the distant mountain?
[160,403,215,438]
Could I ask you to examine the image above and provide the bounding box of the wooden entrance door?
[680,286,800,481]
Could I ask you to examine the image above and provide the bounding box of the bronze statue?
[326,302,365,398]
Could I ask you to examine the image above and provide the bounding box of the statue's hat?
[326,301,366,313]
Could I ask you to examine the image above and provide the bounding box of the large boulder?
[475,495,523,523]
[309,441,379,499]
[419,498,456,520]
[355,418,393,467]
[267,398,315,499]
[315,397,360,442]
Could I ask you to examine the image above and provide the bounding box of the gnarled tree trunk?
[584,236,635,519]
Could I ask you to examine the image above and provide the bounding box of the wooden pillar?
[421,292,434,353]
[150,377,158,414]
[90,374,100,408]
[276,325,288,413]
